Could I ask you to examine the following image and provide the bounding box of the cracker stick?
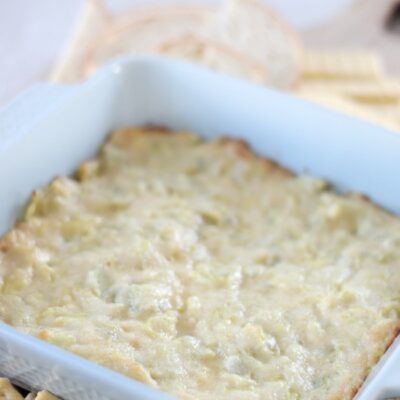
[297,89,400,131]
[303,49,384,80]
[0,378,23,400]
[51,0,110,83]
[298,79,400,104]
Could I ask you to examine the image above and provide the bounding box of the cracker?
[24,391,59,400]
[34,391,58,400]
[0,378,23,400]
[303,49,384,80]
[361,103,400,126]
[50,0,111,83]
[297,89,400,131]
[298,79,400,104]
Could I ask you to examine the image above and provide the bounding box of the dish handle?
[0,83,73,148]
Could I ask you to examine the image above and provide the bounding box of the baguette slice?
[55,0,302,89]
[85,6,213,75]
[215,0,303,88]
[156,33,269,84]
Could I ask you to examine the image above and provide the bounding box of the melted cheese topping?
[0,129,399,400]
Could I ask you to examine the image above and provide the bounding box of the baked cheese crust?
[0,128,399,399]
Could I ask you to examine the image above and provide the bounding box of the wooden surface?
[302,0,400,75]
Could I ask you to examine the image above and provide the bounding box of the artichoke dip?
[0,128,399,400]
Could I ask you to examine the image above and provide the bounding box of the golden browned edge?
[1,127,399,399]
[327,322,400,400]
[99,126,294,180]
[215,135,294,178]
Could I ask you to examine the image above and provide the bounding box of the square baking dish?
[0,56,399,400]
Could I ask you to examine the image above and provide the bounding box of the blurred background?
[1,0,399,105]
